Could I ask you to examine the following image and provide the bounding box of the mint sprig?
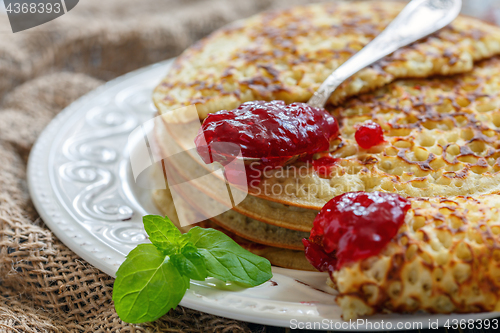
[112,215,273,324]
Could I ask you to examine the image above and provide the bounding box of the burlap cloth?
[0,0,498,332]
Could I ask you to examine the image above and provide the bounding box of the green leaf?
[171,244,208,281]
[112,244,190,324]
[143,215,186,253]
[188,227,272,286]
[113,215,273,324]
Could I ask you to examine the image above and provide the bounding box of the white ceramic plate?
[27,60,500,330]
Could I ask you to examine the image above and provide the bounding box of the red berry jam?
[304,191,410,271]
[312,156,339,177]
[355,121,384,149]
[302,238,337,272]
[195,101,339,172]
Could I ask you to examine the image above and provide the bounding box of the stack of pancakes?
[151,1,500,319]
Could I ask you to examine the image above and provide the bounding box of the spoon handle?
[307,0,462,108]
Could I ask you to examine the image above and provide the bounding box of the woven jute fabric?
[0,0,319,331]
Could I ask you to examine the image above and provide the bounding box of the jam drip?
[304,191,411,271]
[312,156,339,177]
[195,100,339,183]
[355,121,384,149]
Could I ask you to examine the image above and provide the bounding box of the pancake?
[158,163,307,249]
[332,193,500,319]
[210,212,306,251]
[154,1,500,119]
[152,182,313,271]
[159,56,500,209]
[253,56,500,209]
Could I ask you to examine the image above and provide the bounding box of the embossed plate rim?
[27,59,500,330]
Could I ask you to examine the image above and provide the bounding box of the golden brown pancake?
[252,56,500,209]
[157,164,307,250]
[152,184,313,271]
[332,194,500,319]
[154,1,500,118]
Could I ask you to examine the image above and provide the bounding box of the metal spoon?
[308,0,462,108]
[241,0,463,164]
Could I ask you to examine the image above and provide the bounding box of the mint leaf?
[171,244,208,281]
[113,216,274,324]
[112,244,189,324]
[143,215,186,253]
[188,227,272,286]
